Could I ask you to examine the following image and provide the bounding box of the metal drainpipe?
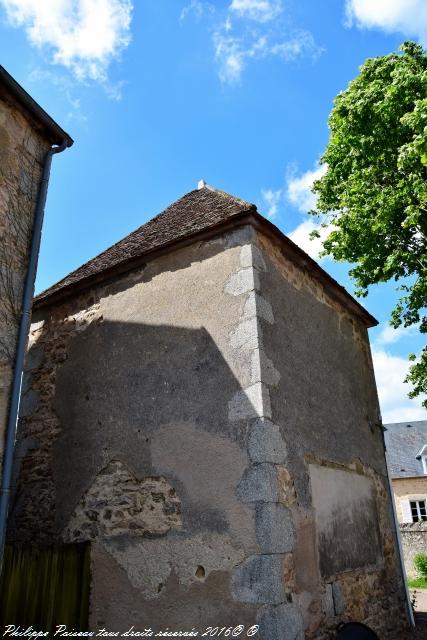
[0,139,69,570]
[385,463,415,627]
[381,426,415,627]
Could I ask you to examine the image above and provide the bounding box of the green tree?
[311,41,427,408]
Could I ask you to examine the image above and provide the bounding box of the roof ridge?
[201,183,254,208]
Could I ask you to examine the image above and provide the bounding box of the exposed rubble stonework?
[8,186,409,639]
[63,460,182,542]
[399,522,427,578]
[0,94,50,464]
[9,302,103,543]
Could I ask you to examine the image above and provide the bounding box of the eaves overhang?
[0,65,73,147]
[33,210,378,328]
[390,474,427,481]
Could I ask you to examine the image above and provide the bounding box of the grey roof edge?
[390,473,427,482]
[384,420,427,429]
[0,66,73,147]
[33,185,377,327]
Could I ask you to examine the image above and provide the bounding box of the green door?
[0,543,90,632]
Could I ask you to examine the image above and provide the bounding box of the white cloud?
[270,32,321,60]
[213,30,245,84]
[376,323,420,345]
[214,26,320,85]
[287,219,330,260]
[287,164,326,213]
[0,0,133,83]
[261,188,282,219]
[211,0,321,84]
[28,66,88,119]
[372,348,426,423]
[230,0,282,23]
[180,0,214,22]
[345,0,427,44]
[258,162,330,260]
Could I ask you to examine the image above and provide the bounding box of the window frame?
[410,499,427,522]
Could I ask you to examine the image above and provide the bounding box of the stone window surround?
[409,499,427,523]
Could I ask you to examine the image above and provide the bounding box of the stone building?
[385,420,427,524]
[384,420,427,578]
[0,66,72,467]
[8,184,409,638]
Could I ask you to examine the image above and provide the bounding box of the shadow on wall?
[9,319,255,543]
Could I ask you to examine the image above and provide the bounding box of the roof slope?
[35,184,376,327]
[36,186,254,304]
[384,420,427,478]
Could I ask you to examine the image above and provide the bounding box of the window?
[410,500,427,522]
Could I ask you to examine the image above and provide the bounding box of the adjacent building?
[385,420,427,525]
[0,67,72,469]
[6,184,409,639]
[384,420,427,579]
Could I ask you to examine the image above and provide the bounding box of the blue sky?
[0,0,426,422]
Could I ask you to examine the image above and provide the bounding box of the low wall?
[400,523,427,578]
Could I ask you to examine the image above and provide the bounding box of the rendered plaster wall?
[248,230,409,639]
[0,90,50,468]
[9,224,409,639]
[392,476,427,523]
[9,226,270,634]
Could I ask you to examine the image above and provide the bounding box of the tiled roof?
[34,184,377,327]
[384,420,427,478]
[36,186,254,305]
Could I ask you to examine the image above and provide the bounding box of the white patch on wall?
[103,532,244,599]
[309,464,382,577]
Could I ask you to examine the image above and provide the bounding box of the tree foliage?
[311,42,427,408]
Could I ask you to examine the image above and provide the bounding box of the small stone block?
[248,419,287,463]
[257,603,304,640]
[332,580,345,615]
[232,554,285,604]
[256,503,295,553]
[322,583,335,618]
[237,463,278,503]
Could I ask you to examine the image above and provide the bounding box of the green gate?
[0,544,90,633]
